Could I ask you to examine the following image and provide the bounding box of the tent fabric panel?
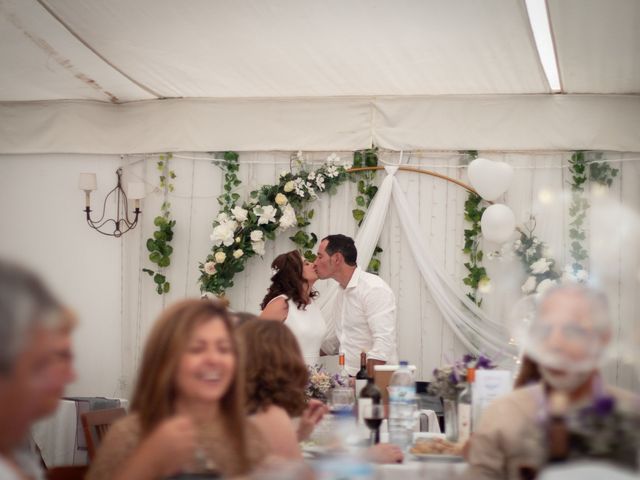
[2,95,639,154]
[373,94,640,151]
[549,0,640,94]
[41,0,549,98]
[0,97,374,154]
[0,0,155,103]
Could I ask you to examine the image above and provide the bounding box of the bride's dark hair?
[260,250,317,311]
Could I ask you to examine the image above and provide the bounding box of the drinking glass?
[328,387,355,413]
[362,404,385,445]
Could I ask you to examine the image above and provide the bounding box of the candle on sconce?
[127,182,146,210]
[78,173,97,207]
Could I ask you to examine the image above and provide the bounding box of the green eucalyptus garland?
[352,147,383,274]
[143,153,176,294]
[461,151,489,305]
[568,151,618,271]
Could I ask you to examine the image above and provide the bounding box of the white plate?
[410,452,464,462]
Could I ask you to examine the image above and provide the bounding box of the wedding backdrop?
[1,150,638,398]
[1,0,640,401]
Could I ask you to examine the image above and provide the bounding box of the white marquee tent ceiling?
[0,0,639,153]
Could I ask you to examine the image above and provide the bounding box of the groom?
[314,234,398,376]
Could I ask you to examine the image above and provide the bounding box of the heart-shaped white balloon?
[468,158,514,201]
[481,204,516,243]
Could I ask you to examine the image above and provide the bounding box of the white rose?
[254,205,277,225]
[252,240,265,256]
[576,269,589,281]
[308,171,316,181]
[235,236,241,244]
[216,212,229,223]
[280,170,289,179]
[275,193,288,206]
[284,181,295,193]
[315,174,325,191]
[530,258,551,275]
[204,262,217,275]
[250,230,263,242]
[326,153,340,164]
[233,249,244,259]
[278,204,297,230]
[231,206,248,222]
[209,220,237,247]
[536,278,557,295]
[214,251,226,264]
[521,276,537,294]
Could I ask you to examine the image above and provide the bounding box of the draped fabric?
[319,166,516,366]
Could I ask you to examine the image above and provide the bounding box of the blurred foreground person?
[0,261,66,479]
[237,320,402,465]
[87,299,267,480]
[465,284,640,480]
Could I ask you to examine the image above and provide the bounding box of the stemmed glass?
[362,404,385,445]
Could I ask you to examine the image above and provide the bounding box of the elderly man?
[0,261,72,479]
[464,284,639,480]
[314,234,398,376]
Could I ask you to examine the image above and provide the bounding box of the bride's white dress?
[267,294,327,366]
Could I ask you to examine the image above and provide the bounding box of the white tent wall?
[1,151,638,397]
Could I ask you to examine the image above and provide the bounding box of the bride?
[259,250,326,366]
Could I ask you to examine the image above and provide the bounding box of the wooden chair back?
[80,407,126,460]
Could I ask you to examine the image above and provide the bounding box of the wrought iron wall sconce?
[78,168,145,237]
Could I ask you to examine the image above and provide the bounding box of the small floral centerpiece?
[305,364,347,402]
[566,393,640,469]
[428,354,496,400]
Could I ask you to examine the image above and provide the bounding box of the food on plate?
[409,438,463,456]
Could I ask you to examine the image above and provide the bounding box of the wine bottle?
[547,391,569,463]
[457,367,475,443]
[355,352,368,398]
[358,376,382,425]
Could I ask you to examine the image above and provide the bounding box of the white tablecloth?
[375,460,466,480]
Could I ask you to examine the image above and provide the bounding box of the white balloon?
[468,158,514,201]
[481,204,516,243]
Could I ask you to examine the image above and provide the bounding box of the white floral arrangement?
[198,152,352,296]
[512,219,589,297]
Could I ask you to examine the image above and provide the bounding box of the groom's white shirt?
[322,267,398,375]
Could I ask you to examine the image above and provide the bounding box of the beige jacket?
[463,382,638,480]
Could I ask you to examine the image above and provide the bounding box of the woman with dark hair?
[236,319,318,460]
[87,299,267,480]
[260,250,326,366]
[237,320,403,464]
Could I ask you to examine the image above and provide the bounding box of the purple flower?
[463,354,476,364]
[593,395,616,416]
[476,355,495,370]
[448,370,459,385]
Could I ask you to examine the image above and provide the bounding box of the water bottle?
[313,410,374,480]
[388,361,416,449]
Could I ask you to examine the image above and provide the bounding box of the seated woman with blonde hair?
[87,299,267,480]
[236,319,403,464]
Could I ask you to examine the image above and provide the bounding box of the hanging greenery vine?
[352,147,383,274]
[461,151,489,305]
[143,153,176,294]
[568,151,619,272]
[199,153,352,296]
